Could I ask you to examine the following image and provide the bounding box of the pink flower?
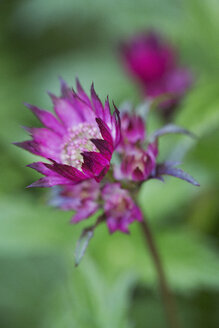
[120,31,193,115]
[114,108,199,185]
[50,181,143,234]
[50,180,100,223]
[118,111,145,152]
[114,144,158,182]
[102,183,143,233]
[15,79,121,187]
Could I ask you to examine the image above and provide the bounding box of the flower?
[114,144,158,182]
[120,31,193,116]
[114,108,199,186]
[118,111,145,151]
[102,183,143,233]
[49,180,100,223]
[115,108,158,181]
[50,180,142,234]
[15,79,121,187]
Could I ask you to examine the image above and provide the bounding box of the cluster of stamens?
[61,122,102,169]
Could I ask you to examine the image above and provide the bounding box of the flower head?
[50,180,100,223]
[114,144,158,182]
[50,180,142,234]
[102,183,143,233]
[114,107,199,186]
[15,79,120,187]
[120,31,193,116]
[118,111,145,151]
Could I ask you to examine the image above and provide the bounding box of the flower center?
[61,122,101,169]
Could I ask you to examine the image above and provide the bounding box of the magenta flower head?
[115,144,157,182]
[52,181,143,234]
[15,77,199,268]
[50,180,100,223]
[120,31,193,116]
[102,183,143,233]
[118,111,145,151]
[114,107,199,186]
[15,79,121,187]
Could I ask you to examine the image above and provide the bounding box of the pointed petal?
[76,78,92,106]
[25,103,65,136]
[103,96,111,124]
[71,201,98,223]
[50,96,83,127]
[107,217,120,234]
[27,162,54,176]
[90,138,113,160]
[149,124,196,142]
[15,139,59,160]
[94,166,110,182]
[96,118,113,146]
[27,128,62,161]
[156,163,200,186]
[82,152,109,180]
[59,77,71,98]
[27,175,73,188]
[71,93,96,122]
[28,127,62,146]
[13,141,41,156]
[45,161,88,182]
[91,83,104,117]
[112,103,121,146]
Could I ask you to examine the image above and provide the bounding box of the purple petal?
[132,167,144,181]
[112,103,121,147]
[45,161,88,182]
[96,118,113,146]
[149,124,196,142]
[107,217,122,234]
[156,162,200,186]
[28,127,62,146]
[27,128,62,161]
[82,152,109,179]
[27,162,54,175]
[71,93,96,122]
[27,175,73,188]
[59,77,72,98]
[14,138,60,161]
[50,95,84,127]
[76,78,92,107]
[91,83,104,117]
[25,103,66,136]
[71,201,99,223]
[13,140,40,155]
[94,166,110,182]
[90,138,112,160]
[103,96,112,125]
[133,205,143,222]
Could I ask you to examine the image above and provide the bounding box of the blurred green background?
[0,0,219,327]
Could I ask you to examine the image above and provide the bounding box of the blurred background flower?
[1,0,219,327]
[120,30,193,119]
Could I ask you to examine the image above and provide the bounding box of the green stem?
[140,218,181,328]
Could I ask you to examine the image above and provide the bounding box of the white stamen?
[61,122,102,169]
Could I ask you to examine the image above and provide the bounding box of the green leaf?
[75,229,94,267]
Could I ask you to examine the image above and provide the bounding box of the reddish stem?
[140,218,181,328]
